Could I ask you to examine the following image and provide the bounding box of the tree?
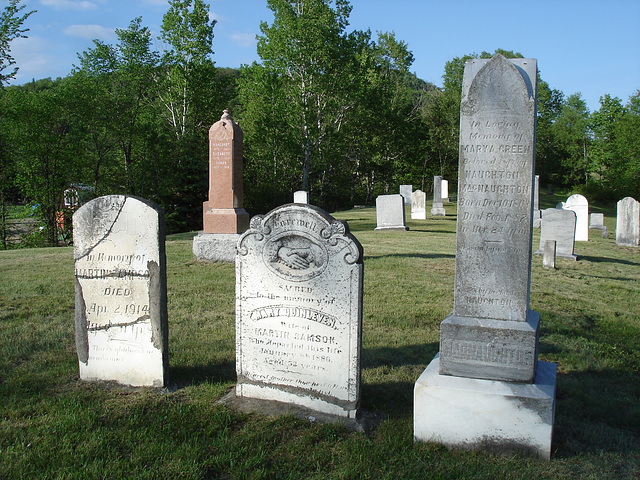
[590,94,626,192]
[2,80,81,246]
[0,0,35,86]
[611,91,640,197]
[158,0,216,138]
[553,93,590,186]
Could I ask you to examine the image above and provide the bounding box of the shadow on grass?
[169,360,236,387]
[577,255,640,267]
[364,253,455,261]
[553,367,640,457]
[362,343,439,368]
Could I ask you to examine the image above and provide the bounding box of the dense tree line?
[1,0,638,247]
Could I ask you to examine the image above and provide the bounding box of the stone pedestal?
[194,110,250,262]
[192,233,241,263]
[414,354,556,460]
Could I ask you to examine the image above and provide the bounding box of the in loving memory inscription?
[74,195,168,387]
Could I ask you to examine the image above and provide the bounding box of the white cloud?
[7,36,57,84]
[64,24,116,40]
[229,33,256,48]
[39,0,100,10]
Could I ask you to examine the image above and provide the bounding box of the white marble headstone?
[564,194,589,241]
[411,190,426,219]
[236,204,363,418]
[294,190,309,204]
[441,179,449,202]
[375,194,408,231]
[73,195,168,387]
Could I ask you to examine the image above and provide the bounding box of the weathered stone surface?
[411,190,426,220]
[235,204,363,418]
[414,354,556,460]
[193,233,240,263]
[375,194,408,231]
[294,190,309,204]
[616,196,639,247]
[589,213,604,230]
[73,195,168,387]
[399,185,412,205]
[416,56,554,459]
[564,194,589,241]
[431,176,446,216]
[535,208,577,260]
[543,240,556,269]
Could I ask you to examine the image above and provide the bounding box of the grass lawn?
[1,193,639,479]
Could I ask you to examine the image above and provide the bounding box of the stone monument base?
[431,204,446,216]
[534,249,577,261]
[236,382,358,419]
[414,354,556,460]
[439,310,540,382]
[374,226,409,231]
[192,232,240,262]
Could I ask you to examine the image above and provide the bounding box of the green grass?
[1,199,639,479]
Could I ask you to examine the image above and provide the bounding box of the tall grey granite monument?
[73,195,169,387]
[414,55,556,459]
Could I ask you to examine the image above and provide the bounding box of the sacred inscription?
[73,195,168,387]
[454,55,537,323]
[236,204,363,416]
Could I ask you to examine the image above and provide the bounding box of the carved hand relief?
[264,234,328,281]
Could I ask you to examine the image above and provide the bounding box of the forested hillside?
[1,0,638,245]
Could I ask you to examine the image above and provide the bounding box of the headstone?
[73,195,168,387]
[375,194,408,231]
[535,208,577,260]
[294,190,309,204]
[399,185,412,205]
[193,110,250,262]
[533,175,541,228]
[235,204,363,418]
[616,196,640,247]
[563,194,589,241]
[441,179,450,202]
[589,213,604,230]
[602,226,609,238]
[542,240,556,269]
[430,176,446,216]
[414,55,555,460]
[411,190,426,220]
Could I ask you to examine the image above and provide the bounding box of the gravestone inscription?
[236,204,363,418]
[415,56,556,460]
[73,195,168,387]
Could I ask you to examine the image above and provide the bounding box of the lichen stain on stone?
[147,260,162,349]
[74,277,89,364]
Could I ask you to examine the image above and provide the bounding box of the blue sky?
[7,0,640,113]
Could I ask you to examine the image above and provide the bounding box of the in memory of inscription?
[73,195,168,387]
[236,204,363,418]
[439,54,540,383]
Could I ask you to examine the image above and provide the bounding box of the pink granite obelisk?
[202,110,249,234]
[193,110,250,262]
